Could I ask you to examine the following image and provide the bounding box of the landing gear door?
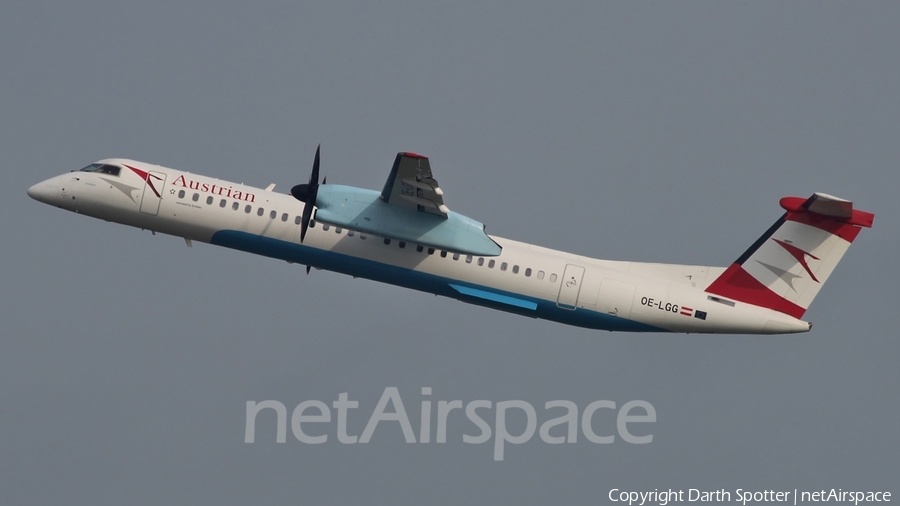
[556,264,585,310]
[139,171,167,215]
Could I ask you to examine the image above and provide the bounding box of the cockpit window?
[79,164,121,176]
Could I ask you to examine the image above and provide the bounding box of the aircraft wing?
[380,152,449,217]
[312,150,500,256]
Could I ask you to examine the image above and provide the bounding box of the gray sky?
[2,2,897,504]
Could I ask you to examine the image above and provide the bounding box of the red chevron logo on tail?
[772,239,820,283]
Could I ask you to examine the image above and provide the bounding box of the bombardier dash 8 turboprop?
[28,148,874,334]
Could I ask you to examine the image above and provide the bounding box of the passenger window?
[452,253,460,260]
[322,224,330,231]
[440,251,448,258]
[347,230,354,237]
[219,199,227,208]
[295,216,301,224]
[512,265,519,274]
[360,234,367,240]
[281,213,288,222]
[500,262,508,271]
[466,255,473,264]
[525,268,532,277]
[427,248,435,255]
[267,210,274,219]
[549,273,558,282]
[384,238,391,245]
[537,270,545,280]
[257,208,264,216]
[399,241,406,248]
[477,258,484,266]
[416,245,424,253]
[232,202,239,210]
[488,260,495,268]
[245,205,252,213]
[309,220,316,228]
[206,196,213,205]
[192,193,199,202]
[335,227,342,234]
[178,190,185,199]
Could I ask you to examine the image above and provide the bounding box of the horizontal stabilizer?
[779,192,874,227]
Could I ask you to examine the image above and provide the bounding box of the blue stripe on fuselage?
[210,230,667,332]
[449,284,538,310]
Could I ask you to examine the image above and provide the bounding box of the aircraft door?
[556,264,585,310]
[596,278,636,319]
[139,171,168,215]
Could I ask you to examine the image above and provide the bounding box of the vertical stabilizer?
[705,193,874,318]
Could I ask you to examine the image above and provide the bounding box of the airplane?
[27,147,874,334]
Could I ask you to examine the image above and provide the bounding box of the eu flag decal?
[694,310,707,320]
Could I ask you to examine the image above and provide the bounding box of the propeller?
[290,144,322,243]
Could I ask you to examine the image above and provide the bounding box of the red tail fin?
[705,193,873,318]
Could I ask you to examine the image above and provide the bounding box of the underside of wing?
[380,152,448,217]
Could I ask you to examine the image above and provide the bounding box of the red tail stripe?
[784,211,863,243]
[705,264,806,319]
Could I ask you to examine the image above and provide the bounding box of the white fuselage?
[28,159,812,334]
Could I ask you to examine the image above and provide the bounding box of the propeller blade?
[299,201,313,242]
[310,144,320,186]
[293,144,323,244]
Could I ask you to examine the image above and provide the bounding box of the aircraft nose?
[27,180,58,204]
